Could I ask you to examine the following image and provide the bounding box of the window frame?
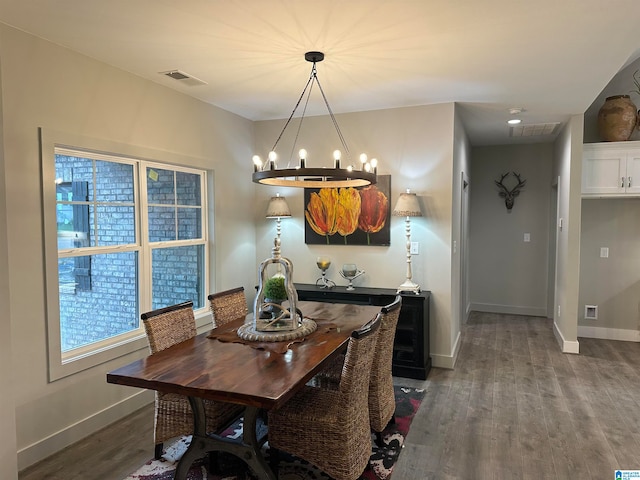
[41,128,213,381]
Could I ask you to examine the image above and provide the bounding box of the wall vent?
[510,122,560,137]
[584,305,598,320]
[159,70,207,87]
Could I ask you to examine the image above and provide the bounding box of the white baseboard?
[578,325,640,342]
[553,321,580,354]
[470,302,546,317]
[450,330,461,368]
[17,390,153,471]
[431,352,455,369]
[431,330,461,370]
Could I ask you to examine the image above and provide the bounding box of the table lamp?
[392,189,422,294]
[265,193,291,249]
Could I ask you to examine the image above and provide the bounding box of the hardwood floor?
[394,311,640,479]
[19,311,640,479]
[18,405,155,480]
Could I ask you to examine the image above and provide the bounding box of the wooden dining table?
[106,300,381,480]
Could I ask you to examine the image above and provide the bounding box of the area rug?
[124,385,424,480]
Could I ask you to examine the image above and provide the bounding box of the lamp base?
[397,279,421,295]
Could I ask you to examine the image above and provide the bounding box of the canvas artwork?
[304,174,391,246]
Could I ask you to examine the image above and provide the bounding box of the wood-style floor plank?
[19,311,640,480]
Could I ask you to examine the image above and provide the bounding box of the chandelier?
[252,51,378,189]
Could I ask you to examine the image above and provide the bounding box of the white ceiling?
[1,0,639,145]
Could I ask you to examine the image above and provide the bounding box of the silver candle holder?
[339,263,364,290]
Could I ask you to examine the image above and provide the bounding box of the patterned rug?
[124,385,424,480]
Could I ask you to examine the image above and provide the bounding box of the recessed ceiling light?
[507,118,522,125]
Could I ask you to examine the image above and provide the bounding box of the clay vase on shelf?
[597,95,638,142]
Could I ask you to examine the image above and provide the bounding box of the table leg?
[173,398,276,480]
[240,406,277,480]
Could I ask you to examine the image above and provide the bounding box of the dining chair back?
[268,313,382,480]
[369,295,402,443]
[142,301,197,354]
[208,286,249,328]
[141,301,242,459]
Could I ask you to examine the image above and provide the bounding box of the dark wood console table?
[294,283,431,380]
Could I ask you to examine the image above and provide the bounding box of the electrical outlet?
[557,305,561,317]
[600,247,609,258]
[410,242,419,255]
[524,233,530,242]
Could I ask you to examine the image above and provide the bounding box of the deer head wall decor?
[495,172,526,211]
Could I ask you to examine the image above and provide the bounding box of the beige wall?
[0,25,257,470]
[253,103,459,368]
[469,143,553,316]
[551,115,584,352]
[579,198,640,339]
[450,106,471,362]
[0,33,18,478]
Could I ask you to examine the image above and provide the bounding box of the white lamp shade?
[266,195,291,218]
[392,192,422,217]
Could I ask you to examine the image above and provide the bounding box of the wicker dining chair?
[208,286,249,328]
[368,296,402,446]
[141,301,243,460]
[268,313,382,480]
[311,296,403,447]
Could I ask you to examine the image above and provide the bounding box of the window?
[42,130,210,380]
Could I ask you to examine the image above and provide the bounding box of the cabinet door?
[582,147,626,195]
[625,152,640,194]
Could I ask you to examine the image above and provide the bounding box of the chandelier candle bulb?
[371,158,378,174]
[299,149,307,168]
[333,150,341,169]
[360,153,368,170]
[252,155,262,173]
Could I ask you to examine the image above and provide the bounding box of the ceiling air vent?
[159,70,207,87]
[510,122,560,137]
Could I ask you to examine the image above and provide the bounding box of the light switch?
[600,247,609,258]
[524,233,530,242]
[410,242,419,255]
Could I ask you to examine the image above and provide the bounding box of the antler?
[494,172,510,195]
[512,172,527,191]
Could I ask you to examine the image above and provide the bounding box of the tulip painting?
[305,188,340,243]
[304,175,391,245]
[358,184,389,245]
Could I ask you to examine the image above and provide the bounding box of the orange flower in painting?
[358,185,388,236]
[305,188,339,240]
[336,187,361,239]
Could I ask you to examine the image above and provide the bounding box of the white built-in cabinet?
[582,141,640,196]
